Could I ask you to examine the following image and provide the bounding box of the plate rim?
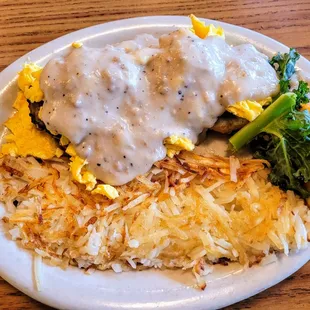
[0,15,309,310]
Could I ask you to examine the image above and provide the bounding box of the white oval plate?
[0,16,309,310]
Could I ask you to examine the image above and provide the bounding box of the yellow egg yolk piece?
[18,63,44,103]
[190,14,225,39]
[164,135,195,158]
[92,184,119,199]
[227,97,272,121]
[0,92,63,159]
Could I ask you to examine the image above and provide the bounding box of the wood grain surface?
[0,0,309,309]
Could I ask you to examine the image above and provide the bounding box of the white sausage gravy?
[40,28,279,185]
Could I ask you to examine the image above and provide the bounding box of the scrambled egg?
[72,42,83,48]
[66,144,119,199]
[190,14,225,39]
[66,144,96,190]
[69,156,97,191]
[164,135,195,158]
[92,184,119,200]
[227,97,272,121]
[0,92,63,159]
[18,63,44,103]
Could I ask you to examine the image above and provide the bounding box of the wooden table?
[0,0,309,308]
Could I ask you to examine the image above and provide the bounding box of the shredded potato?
[0,152,309,289]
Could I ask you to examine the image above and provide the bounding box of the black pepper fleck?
[184,85,188,88]
[116,107,119,109]
[188,112,191,114]
[130,163,133,167]
[63,94,65,97]
[86,118,89,121]
[123,155,126,159]
[89,133,92,135]
[178,90,182,95]
[97,163,101,167]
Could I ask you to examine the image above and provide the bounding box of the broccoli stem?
[229,93,297,151]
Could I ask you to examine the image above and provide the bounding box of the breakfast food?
[39,25,278,186]
[0,15,309,289]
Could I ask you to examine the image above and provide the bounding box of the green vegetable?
[229,48,310,198]
[269,48,309,107]
[270,48,300,93]
[230,93,310,198]
[279,79,290,94]
[293,80,310,109]
[229,93,297,151]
